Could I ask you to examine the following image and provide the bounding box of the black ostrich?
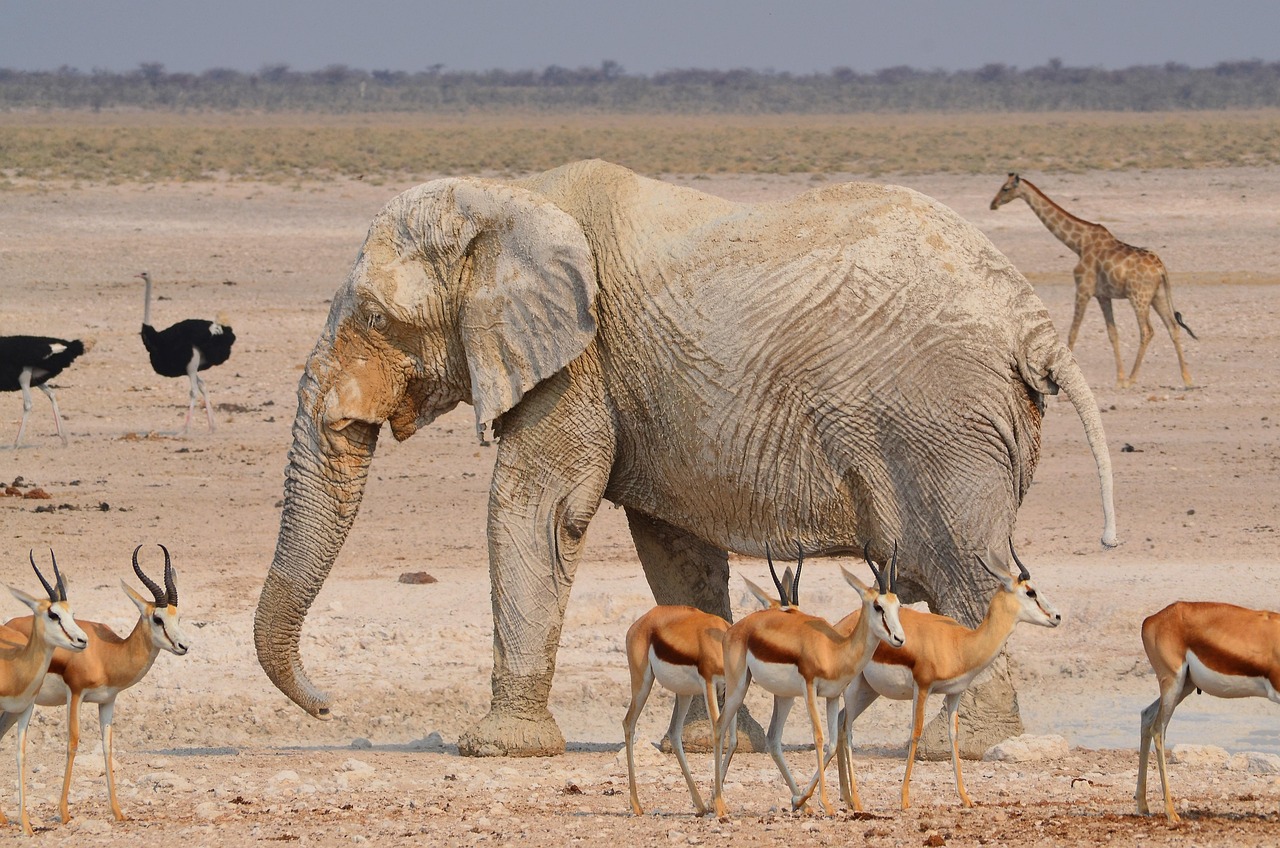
[0,334,93,446]
[136,271,236,433]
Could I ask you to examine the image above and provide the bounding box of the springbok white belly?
[33,673,71,707]
[1186,650,1279,701]
[649,647,711,696]
[861,662,916,700]
[747,654,844,699]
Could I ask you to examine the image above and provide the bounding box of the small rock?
[76,819,112,834]
[398,571,438,584]
[269,770,301,785]
[23,488,51,499]
[350,738,373,750]
[1228,751,1280,774]
[1169,744,1229,767]
[195,800,220,820]
[341,759,373,773]
[983,734,1069,763]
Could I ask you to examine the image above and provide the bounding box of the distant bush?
[3,59,1280,113]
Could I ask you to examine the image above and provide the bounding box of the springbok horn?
[1008,538,1031,581]
[30,549,57,602]
[766,542,789,607]
[888,541,899,593]
[792,541,804,607]
[862,540,884,592]
[51,549,68,601]
[133,544,167,606]
[161,544,177,607]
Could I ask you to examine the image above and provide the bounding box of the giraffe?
[990,173,1197,388]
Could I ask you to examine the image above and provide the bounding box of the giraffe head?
[990,173,1023,210]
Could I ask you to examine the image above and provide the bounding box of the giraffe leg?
[1066,265,1091,350]
[1097,297,1127,387]
[1124,295,1157,388]
[1151,286,1194,387]
[59,694,84,823]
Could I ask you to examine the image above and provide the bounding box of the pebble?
[983,734,1069,763]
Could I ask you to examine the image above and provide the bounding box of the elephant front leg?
[458,374,616,757]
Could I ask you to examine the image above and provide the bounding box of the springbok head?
[124,544,192,656]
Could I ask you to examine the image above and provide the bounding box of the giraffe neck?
[1017,179,1097,256]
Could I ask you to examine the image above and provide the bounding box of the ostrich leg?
[625,509,767,753]
[40,384,67,445]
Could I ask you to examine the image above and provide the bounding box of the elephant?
[254,159,1117,758]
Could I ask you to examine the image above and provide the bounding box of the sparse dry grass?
[2,109,1280,183]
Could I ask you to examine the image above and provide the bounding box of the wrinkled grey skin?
[255,160,1117,758]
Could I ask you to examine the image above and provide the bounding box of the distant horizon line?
[6,56,1277,77]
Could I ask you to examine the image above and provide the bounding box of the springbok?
[0,551,88,835]
[831,542,1061,810]
[622,560,799,816]
[712,544,905,817]
[1136,601,1280,823]
[2,544,191,823]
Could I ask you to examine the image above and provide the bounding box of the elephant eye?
[366,310,388,331]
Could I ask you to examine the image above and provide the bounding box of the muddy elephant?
[255,159,1116,758]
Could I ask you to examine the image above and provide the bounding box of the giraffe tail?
[1163,272,1198,340]
[1174,312,1197,341]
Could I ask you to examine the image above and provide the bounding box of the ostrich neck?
[143,277,153,327]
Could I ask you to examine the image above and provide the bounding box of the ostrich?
[0,334,93,446]
[136,271,236,433]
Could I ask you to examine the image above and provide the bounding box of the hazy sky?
[5,1,1279,76]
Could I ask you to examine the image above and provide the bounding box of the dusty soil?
[0,167,1278,844]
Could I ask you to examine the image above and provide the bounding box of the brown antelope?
[830,542,1061,810]
[0,551,88,835]
[1136,601,1280,823]
[622,562,798,816]
[1,544,190,823]
[712,544,905,818]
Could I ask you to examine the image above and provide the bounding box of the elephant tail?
[1045,348,1119,548]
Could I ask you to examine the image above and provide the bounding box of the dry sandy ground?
[0,166,1278,844]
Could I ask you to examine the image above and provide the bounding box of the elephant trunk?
[1047,349,1118,548]
[254,372,380,718]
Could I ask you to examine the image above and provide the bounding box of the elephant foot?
[919,667,1023,761]
[458,707,565,758]
[661,705,768,754]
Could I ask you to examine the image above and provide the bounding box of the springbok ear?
[839,566,872,597]
[741,575,778,609]
[121,581,151,615]
[448,181,598,427]
[8,586,41,612]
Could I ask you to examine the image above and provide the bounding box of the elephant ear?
[450,181,599,427]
